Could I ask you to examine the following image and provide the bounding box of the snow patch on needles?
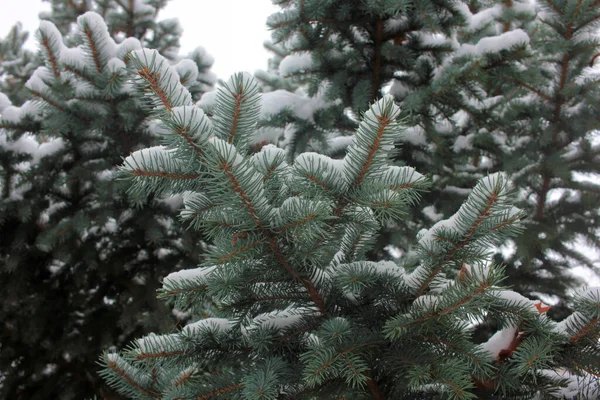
[260,90,330,123]
[456,30,530,58]
[480,326,519,358]
[0,93,10,111]
[182,318,231,335]
[279,53,312,76]
[163,266,216,286]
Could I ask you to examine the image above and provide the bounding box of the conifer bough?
[101,50,599,399]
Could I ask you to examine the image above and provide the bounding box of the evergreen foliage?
[100,51,599,399]
[0,23,40,106]
[0,7,214,399]
[260,0,599,306]
[41,0,215,99]
[478,0,600,308]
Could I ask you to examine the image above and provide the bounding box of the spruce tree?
[99,50,599,399]
[261,0,534,249]
[260,0,598,305]
[0,23,40,106]
[40,0,215,99]
[479,0,600,307]
[0,8,213,399]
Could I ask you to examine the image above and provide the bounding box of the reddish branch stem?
[137,67,172,112]
[569,317,598,343]
[356,116,391,186]
[132,169,198,180]
[83,28,103,73]
[228,86,244,144]
[41,37,61,78]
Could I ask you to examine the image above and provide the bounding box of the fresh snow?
[456,30,530,58]
[492,289,538,313]
[163,266,216,286]
[182,318,231,335]
[422,205,443,222]
[175,59,199,85]
[453,134,474,152]
[0,93,10,111]
[480,326,518,358]
[122,146,173,171]
[279,53,312,76]
[77,12,117,62]
[115,37,142,61]
[252,307,310,329]
[260,90,330,123]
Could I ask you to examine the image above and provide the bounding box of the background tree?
[100,53,599,399]
[0,6,214,399]
[479,0,600,310]
[0,23,40,106]
[258,0,598,307]
[40,0,215,98]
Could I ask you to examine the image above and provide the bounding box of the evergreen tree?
[260,0,598,305]
[477,0,600,308]
[100,51,599,399]
[0,8,213,399]
[261,0,533,250]
[0,23,40,106]
[40,0,215,99]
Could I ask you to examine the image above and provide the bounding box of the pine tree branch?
[173,370,194,387]
[312,341,384,376]
[416,190,500,297]
[227,87,244,144]
[417,335,483,365]
[137,67,173,111]
[542,0,563,15]
[278,321,322,343]
[83,27,103,74]
[356,115,392,186]
[219,159,328,314]
[106,359,160,398]
[217,239,264,263]
[569,317,598,343]
[536,25,572,221]
[131,169,199,180]
[188,384,243,400]
[128,0,135,38]
[29,90,64,112]
[133,350,184,360]
[279,214,318,231]
[399,282,491,331]
[305,174,331,191]
[503,0,513,32]
[164,285,207,296]
[572,360,600,379]
[40,37,61,78]
[497,76,553,102]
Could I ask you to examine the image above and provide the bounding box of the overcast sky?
[0,0,279,80]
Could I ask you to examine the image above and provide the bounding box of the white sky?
[0,0,278,80]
